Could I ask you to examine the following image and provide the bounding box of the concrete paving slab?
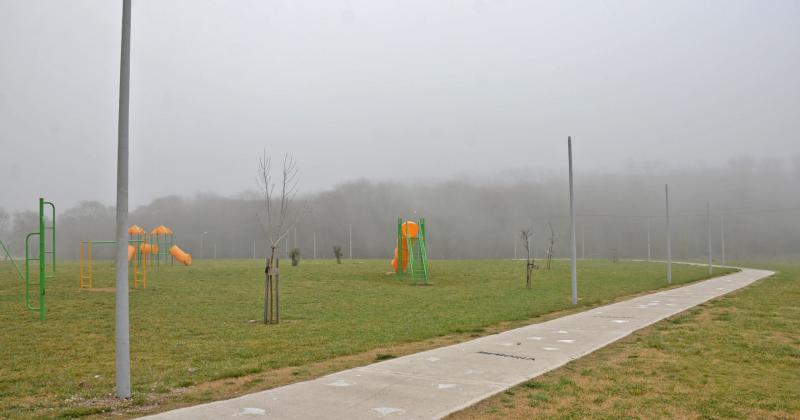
[140,267,773,420]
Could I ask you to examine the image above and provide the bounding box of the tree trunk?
[525,247,532,289]
[264,245,278,324]
[275,257,280,323]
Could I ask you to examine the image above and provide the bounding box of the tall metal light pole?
[114,0,132,399]
[647,217,651,262]
[349,223,353,260]
[721,216,726,266]
[568,137,577,305]
[707,202,712,274]
[252,240,256,259]
[665,184,672,284]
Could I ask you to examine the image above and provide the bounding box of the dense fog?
[2,157,798,263]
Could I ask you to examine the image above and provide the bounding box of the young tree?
[546,221,558,270]
[257,151,302,324]
[520,229,536,288]
[333,245,343,264]
[290,248,301,266]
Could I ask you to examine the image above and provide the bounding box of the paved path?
[142,267,773,420]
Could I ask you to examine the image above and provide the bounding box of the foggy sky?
[2,0,799,212]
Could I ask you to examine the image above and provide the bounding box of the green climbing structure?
[393,217,429,285]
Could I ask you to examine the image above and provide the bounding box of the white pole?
[514,235,517,259]
[581,222,585,259]
[721,216,726,266]
[666,184,672,284]
[707,202,712,274]
[115,0,132,399]
[349,223,352,259]
[214,243,217,259]
[253,240,256,259]
[647,217,651,262]
[568,137,577,305]
[294,226,297,250]
[313,231,317,259]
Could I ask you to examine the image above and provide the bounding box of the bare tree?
[257,151,302,324]
[546,221,558,270]
[0,208,8,261]
[520,229,536,288]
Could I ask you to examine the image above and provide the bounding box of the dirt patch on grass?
[81,287,116,293]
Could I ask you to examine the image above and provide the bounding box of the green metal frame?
[21,198,56,320]
[395,217,429,285]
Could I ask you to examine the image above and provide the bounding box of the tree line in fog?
[2,157,799,263]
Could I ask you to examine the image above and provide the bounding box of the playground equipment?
[170,245,192,266]
[391,217,429,285]
[80,239,147,289]
[150,225,174,266]
[0,198,55,320]
[79,224,191,289]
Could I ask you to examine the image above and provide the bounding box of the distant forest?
[2,158,799,262]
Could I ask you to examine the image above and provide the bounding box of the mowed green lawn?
[451,262,800,419]
[0,258,729,418]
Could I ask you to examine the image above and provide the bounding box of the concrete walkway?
[142,267,773,420]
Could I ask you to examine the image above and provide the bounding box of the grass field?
[0,258,730,418]
[451,262,800,419]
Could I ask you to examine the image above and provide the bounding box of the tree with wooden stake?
[546,221,558,270]
[257,151,302,325]
[333,245,343,264]
[520,229,536,289]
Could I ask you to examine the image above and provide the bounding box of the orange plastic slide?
[170,245,192,266]
[391,221,419,270]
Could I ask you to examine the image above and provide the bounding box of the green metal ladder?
[9,198,55,321]
[407,236,429,285]
[397,217,429,285]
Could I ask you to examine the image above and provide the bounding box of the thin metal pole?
[581,222,585,259]
[514,235,517,259]
[721,216,726,266]
[38,198,45,320]
[115,0,132,399]
[568,137,577,305]
[707,201,712,274]
[349,223,353,259]
[666,184,672,284]
[647,218,651,262]
[313,232,317,259]
[253,240,256,259]
[214,243,217,259]
[294,227,297,250]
